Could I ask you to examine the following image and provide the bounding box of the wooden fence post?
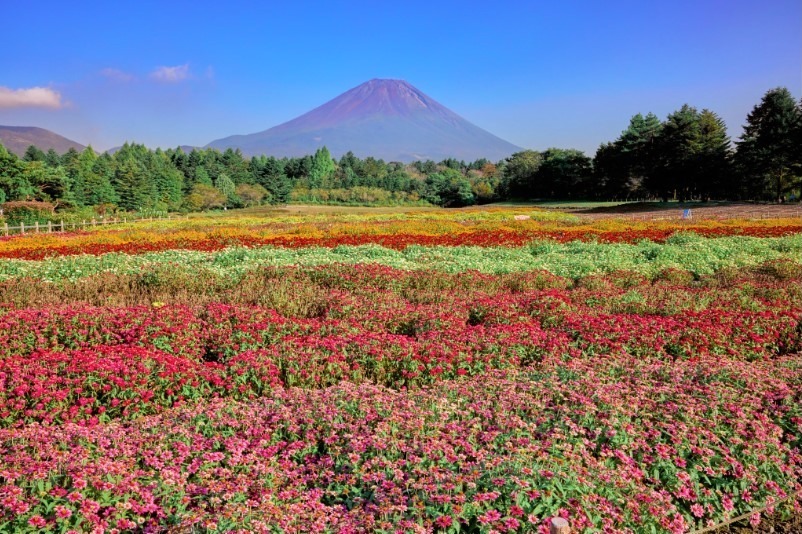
[92,218,96,227]
[550,517,570,534]
[20,222,25,235]
[34,221,39,233]
[47,221,52,233]
[60,220,64,232]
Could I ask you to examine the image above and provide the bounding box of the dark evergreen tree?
[113,146,156,210]
[695,110,732,200]
[23,145,47,163]
[0,144,35,201]
[537,148,593,198]
[736,87,801,200]
[86,153,119,206]
[44,148,61,167]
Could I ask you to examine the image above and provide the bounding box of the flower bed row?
[2,233,802,283]
[1,358,800,533]
[1,222,800,260]
[1,265,799,427]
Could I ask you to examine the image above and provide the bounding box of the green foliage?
[501,150,542,198]
[235,183,269,206]
[0,144,35,201]
[423,168,475,207]
[736,87,802,200]
[1,200,55,225]
[290,186,425,206]
[214,172,236,199]
[537,148,593,198]
[185,184,227,211]
[309,146,336,188]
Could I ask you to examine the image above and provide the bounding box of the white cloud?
[150,64,190,83]
[101,68,135,82]
[0,86,63,109]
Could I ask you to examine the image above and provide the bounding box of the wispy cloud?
[150,64,190,83]
[0,86,63,109]
[101,68,135,82]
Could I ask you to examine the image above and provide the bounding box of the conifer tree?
[736,87,801,200]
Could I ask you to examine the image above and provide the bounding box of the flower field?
[0,208,801,533]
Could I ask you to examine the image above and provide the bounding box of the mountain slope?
[0,126,86,156]
[207,79,521,162]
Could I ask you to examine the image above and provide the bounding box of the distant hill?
[0,126,86,156]
[106,144,198,155]
[206,79,522,162]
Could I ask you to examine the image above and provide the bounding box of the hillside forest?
[0,87,800,221]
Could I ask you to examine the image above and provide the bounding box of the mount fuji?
[206,79,521,162]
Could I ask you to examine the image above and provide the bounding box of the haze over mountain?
[0,126,86,156]
[207,79,522,162]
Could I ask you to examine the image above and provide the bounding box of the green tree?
[235,183,269,206]
[612,112,662,197]
[214,172,236,201]
[23,145,46,163]
[44,149,61,167]
[151,150,184,210]
[501,150,543,198]
[309,146,336,188]
[648,105,702,201]
[736,87,801,200]
[252,156,292,204]
[86,154,119,206]
[185,183,226,211]
[695,110,732,200]
[25,162,70,203]
[537,148,593,198]
[0,144,35,201]
[423,168,475,207]
[593,142,631,199]
[113,153,155,210]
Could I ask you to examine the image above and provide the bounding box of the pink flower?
[479,509,502,525]
[509,505,524,517]
[55,505,72,519]
[28,516,46,528]
[434,515,452,529]
[690,503,705,518]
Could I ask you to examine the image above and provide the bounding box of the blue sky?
[1,0,799,155]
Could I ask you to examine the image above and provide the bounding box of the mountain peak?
[207,80,521,162]
[0,125,86,156]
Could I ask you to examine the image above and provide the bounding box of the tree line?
[0,86,800,214]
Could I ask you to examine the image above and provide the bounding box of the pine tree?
[649,105,702,201]
[0,144,35,200]
[86,154,119,206]
[23,145,46,162]
[736,87,801,200]
[113,155,154,211]
[696,110,731,200]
